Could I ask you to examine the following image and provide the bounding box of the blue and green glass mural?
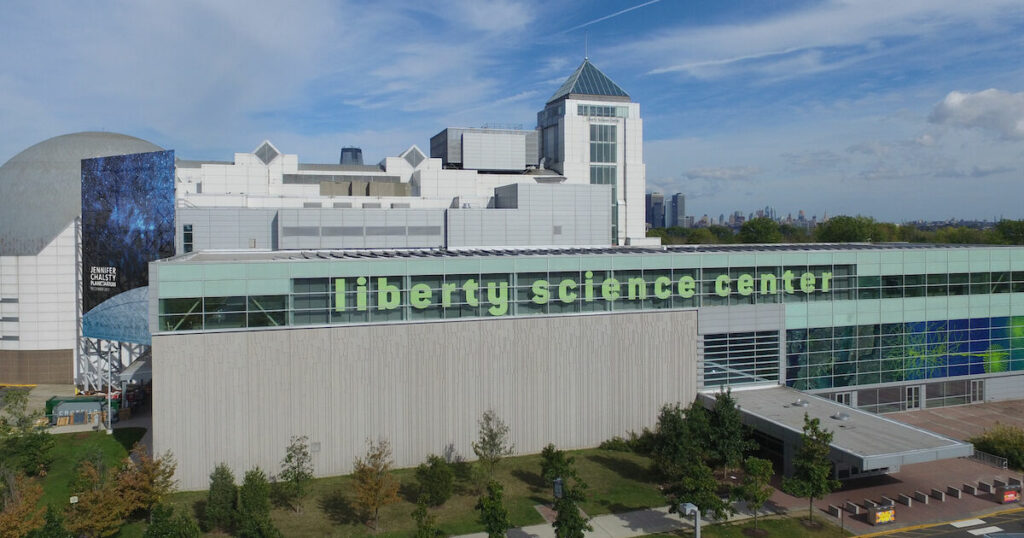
[786,316,1024,390]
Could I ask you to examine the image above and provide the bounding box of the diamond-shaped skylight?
[254,141,279,165]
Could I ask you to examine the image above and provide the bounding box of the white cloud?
[682,165,761,181]
[929,89,1024,140]
[608,0,1024,80]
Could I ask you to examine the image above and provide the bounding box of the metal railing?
[970,449,1008,469]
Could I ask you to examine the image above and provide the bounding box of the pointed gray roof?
[548,59,630,104]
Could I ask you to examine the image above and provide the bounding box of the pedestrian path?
[456,502,771,538]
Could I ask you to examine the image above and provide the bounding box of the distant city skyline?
[1,1,1022,221]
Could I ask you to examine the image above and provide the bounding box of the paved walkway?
[457,502,773,537]
[456,457,1022,537]
[891,400,1024,442]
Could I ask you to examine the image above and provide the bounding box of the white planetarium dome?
[0,132,163,256]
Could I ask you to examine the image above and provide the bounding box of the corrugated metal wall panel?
[153,309,698,490]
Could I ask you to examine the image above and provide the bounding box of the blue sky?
[1,0,1023,222]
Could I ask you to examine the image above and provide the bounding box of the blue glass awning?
[82,286,151,345]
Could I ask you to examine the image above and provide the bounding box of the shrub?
[971,424,1024,470]
[415,454,455,506]
[276,435,313,511]
[237,468,281,538]
[202,464,237,533]
[598,429,656,454]
[143,504,200,538]
[598,436,632,452]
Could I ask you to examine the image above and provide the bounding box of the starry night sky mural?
[81,150,174,313]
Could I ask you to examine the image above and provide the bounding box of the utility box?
[868,503,896,526]
[997,484,1021,504]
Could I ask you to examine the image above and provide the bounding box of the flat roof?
[157,242,1014,264]
[707,386,972,471]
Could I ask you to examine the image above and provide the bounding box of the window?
[578,105,628,118]
[182,224,193,253]
[589,124,617,163]
[701,331,781,388]
[590,165,617,243]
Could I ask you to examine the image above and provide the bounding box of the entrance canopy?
[701,386,973,473]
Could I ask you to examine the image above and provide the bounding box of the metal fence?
[970,449,1009,469]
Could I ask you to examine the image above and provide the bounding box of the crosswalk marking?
[968,526,1003,536]
[951,518,986,528]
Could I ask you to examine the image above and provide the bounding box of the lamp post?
[106,343,113,434]
[680,502,700,538]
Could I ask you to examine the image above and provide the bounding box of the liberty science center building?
[0,60,1022,489]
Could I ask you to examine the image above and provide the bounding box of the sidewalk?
[456,501,771,538]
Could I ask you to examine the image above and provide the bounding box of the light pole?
[680,502,700,538]
[106,343,113,434]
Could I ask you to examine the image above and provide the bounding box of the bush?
[202,464,237,533]
[143,504,200,538]
[238,468,282,538]
[599,429,657,454]
[415,454,455,506]
[598,436,632,452]
[276,435,313,510]
[970,424,1024,470]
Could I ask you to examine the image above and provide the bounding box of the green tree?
[739,217,782,243]
[543,444,591,538]
[996,219,1024,245]
[237,468,281,538]
[782,414,841,524]
[0,389,54,476]
[665,457,731,521]
[472,410,514,479]
[651,402,711,480]
[411,498,443,538]
[476,480,511,538]
[352,438,401,531]
[539,444,579,486]
[708,390,756,476]
[202,464,237,533]
[870,222,899,242]
[969,424,1024,469]
[779,223,810,242]
[734,457,774,531]
[415,454,455,506]
[142,504,200,538]
[27,505,71,538]
[814,215,875,242]
[686,228,717,244]
[552,484,592,538]
[277,435,313,511]
[708,225,735,243]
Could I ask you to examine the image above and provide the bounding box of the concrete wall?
[447,183,611,248]
[152,309,698,490]
[0,222,77,380]
[278,208,444,250]
[985,373,1024,402]
[176,208,278,253]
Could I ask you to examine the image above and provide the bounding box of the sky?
[1,0,1023,222]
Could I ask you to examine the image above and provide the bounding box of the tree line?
[648,216,1024,245]
[3,390,844,536]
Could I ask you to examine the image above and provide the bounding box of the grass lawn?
[158,447,667,537]
[649,515,852,537]
[40,427,146,508]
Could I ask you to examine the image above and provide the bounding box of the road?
[875,507,1024,537]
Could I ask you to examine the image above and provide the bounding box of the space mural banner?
[81,150,175,313]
